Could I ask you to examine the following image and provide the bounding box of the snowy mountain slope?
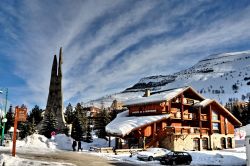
[85,50,250,107]
[124,50,250,104]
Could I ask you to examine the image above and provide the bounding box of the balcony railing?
[171,127,209,135]
[183,113,195,120]
[170,110,208,122]
[201,114,208,121]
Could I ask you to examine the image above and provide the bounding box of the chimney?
[144,89,151,97]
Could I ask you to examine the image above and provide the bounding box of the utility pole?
[0,88,8,146]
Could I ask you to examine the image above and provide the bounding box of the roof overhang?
[124,86,205,107]
[106,110,170,137]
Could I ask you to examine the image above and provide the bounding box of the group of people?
[72,140,82,151]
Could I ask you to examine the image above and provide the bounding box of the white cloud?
[1,1,250,108]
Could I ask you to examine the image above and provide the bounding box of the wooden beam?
[225,118,228,135]
[199,107,202,138]
[168,100,171,113]
[181,94,184,120]
[153,123,156,139]
[209,105,213,135]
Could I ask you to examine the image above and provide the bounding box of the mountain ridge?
[84,50,250,108]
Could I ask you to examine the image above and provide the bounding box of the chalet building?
[82,106,101,117]
[110,100,124,111]
[106,86,242,151]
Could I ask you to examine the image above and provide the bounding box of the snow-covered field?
[0,133,247,166]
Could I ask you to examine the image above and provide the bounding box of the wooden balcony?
[172,127,209,135]
[170,111,181,119]
[183,113,195,120]
[201,114,208,121]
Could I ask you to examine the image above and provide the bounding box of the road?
[1,149,138,166]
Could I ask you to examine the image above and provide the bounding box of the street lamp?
[0,88,8,146]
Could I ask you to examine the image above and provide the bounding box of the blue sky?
[1,0,250,110]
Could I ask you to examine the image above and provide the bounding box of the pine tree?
[231,104,242,123]
[5,105,14,133]
[18,121,35,139]
[71,103,87,141]
[95,109,111,140]
[64,103,74,124]
[28,105,43,125]
[41,110,57,138]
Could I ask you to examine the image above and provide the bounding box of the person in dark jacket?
[78,141,82,151]
[72,140,77,151]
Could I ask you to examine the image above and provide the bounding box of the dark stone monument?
[43,47,66,132]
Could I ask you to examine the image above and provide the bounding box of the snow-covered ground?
[0,133,247,166]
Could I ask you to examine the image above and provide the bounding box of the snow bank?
[81,136,115,151]
[189,149,246,166]
[54,134,73,150]
[21,134,56,149]
[6,134,57,154]
[246,124,250,135]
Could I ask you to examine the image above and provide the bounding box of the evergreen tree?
[64,103,74,124]
[247,97,250,124]
[5,105,14,133]
[18,121,35,139]
[95,109,111,140]
[231,104,242,123]
[71,103,87,141]
[28,105,43,125]
[41,110,57,138]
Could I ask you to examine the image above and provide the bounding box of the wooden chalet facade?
[106,86,242,151]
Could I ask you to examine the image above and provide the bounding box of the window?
[213,123,219,130]
[212,111,219,120]
[213,123,220,133]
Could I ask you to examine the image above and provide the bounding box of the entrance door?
[227,137,232,148]
[221,137,226,149]
[193,138,200,150]
[202,138,208,150]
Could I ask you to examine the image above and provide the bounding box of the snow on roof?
[8,127,20,132]
[194,99,213,107]
[124,87,188,106]
[106,110,170,137]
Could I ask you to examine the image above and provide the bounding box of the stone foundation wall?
[210,134,235,149]
[159,134,235,151]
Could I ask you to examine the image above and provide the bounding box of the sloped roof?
[124,86,205,106]
[106,110,170,137]
[195,99,242,126]
[8,127,20,132]
[194,99,214,107]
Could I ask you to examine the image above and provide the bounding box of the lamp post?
[0,88,8,146]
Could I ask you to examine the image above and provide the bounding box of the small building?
[106,86,242,151]
[110,100,124,111]
[83,106,101,117]
[7,127,20,140]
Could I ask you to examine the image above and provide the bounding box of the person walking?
[72,140,77,151]
[77,141,82,151]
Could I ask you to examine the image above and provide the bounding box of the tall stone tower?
[44,47,66,132]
